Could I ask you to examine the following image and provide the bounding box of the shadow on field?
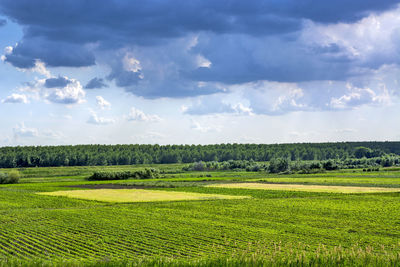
[66,184,174,189]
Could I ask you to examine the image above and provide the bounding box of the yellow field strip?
[38,189,249,203]
[207,183,400,193]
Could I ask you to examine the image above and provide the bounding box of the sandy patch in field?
[207,183,400,193]
[38,189,248,203]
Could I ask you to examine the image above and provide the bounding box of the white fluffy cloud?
[96,96,111,110]
[329,83,391,109]
[232,103,254,116]
[301,6,400,72]
[13,123,38,138]
[183,94,253,116]
[44,78,85,104]
[18,75,86,105]
[87,110,115,125]
[10,123,66,144]
[233,81,307,115]
[127,107,161,122]
[2,93,29,104]
[190,119,221,133]
[31,60,51,78]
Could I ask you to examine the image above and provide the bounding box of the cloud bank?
[1,0,399,113]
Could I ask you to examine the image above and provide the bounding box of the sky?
[0,0,400,146]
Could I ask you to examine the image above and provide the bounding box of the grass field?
[0,165,400,266]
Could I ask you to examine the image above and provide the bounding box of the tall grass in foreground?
[2,244,400,267]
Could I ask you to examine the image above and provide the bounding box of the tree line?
[0,142,399,168]
[183,156,400,174]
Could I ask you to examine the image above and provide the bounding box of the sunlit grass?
[207,182,400,193]
[38,188,249,202]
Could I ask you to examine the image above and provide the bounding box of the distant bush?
[88,171,130,180]
[183,160,267,172]
[88,168,160,181]
[363,167,380,172]
[192,161,206,171]
[0,170,20,184]
[322,160,339,171]
[290,161,323,174]
[138,168,160,179]
[268,158,290,173]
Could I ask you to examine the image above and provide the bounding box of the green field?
[1,165,400,266]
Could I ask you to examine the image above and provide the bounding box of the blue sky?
[0,0,399,145]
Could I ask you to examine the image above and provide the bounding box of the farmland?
[207,182,400,193]
[39,189,248,202]
[0,165,400,266]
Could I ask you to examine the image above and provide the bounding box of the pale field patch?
[207,183,400,193]
[38,189,249,203]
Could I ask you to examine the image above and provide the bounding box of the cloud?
[42,129,66,139]
[222,73,395,115]
[232,103,254,115]
[289,131,319,139]
[12,123,66,143]
[183,95,253,116]
[232,81,308,115]
[329,83,391,110]
[183,74,392,116]
[85,77,108,89]
[87,110,115,125]
[299,8,400,71]
[108,70,142,87]
[184,96,236,115]
[3,38,95,68]
[131,131,166,144]
[334,128,357,134]
[31,60,51,77]
[45,76,72,88]
[0,0,396,47]
[190,119,221,133]
[95,96,111,110]
[103,49,221,98]
[127,107,161,122]
[13,123,38,138]
[186,33,352,85]
[44,78,86,104]
[0,19,6,26]
[2,93,29,104]
[1,0,400,99]
[22,75,86,105]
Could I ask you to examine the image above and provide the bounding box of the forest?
[0,141,399,168]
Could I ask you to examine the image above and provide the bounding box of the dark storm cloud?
[0,18,5,26]
[185,35,352,84]
[45,76,72,88]
[286,0,399,23]
[1,0,397,40]
[1,0,397,65]
[123,80,220,99]
[3,38,95,68]
[0,0,399,98]
[85,78,108,89]
[107,70,142,88]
